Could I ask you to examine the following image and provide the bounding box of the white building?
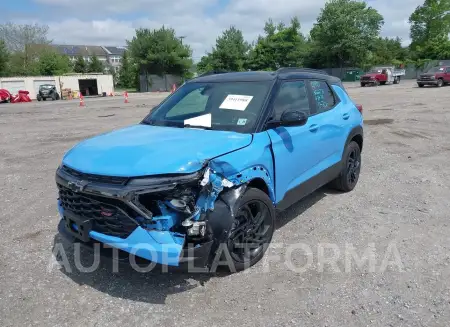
[0,74,114,99]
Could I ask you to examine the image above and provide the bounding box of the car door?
[307,80,347,169]
[445,67,450,82]
[265,80,321,203]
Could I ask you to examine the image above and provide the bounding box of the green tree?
[0,22,52,75]
[117,50,137,88]
[309,0,384,68]
[127,26,193,77]
[73,55,87,73]
[368,37,410,66]
[198,26,250,72]
[0,40,10,77]
[409,0,450,59]
[36,49,72,75]
[88,55,104,73]
[247,17,309,71]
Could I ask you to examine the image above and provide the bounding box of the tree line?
[0,0,449,89]
[198,0,450,73]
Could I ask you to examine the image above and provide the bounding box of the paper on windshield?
[219,94,253,111]
[184,113,212,128]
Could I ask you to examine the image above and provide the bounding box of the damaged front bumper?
[55,164,236,268]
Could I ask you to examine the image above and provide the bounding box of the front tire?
[330,141,361,192]
[437,79,444,87]
[418,83,424,87]
[225,188,275,272]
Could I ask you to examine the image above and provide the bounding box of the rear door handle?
[309,124,319,132]
[343,112,350,120]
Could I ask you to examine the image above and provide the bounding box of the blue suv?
[56,68,363,272]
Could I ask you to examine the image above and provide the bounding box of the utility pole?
[179,36,186,45]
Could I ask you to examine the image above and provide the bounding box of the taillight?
[356,104,363,114]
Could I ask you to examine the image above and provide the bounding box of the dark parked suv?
[37,84,60,101]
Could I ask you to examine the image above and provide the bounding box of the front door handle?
[309,124,319,132]
[343,112,350,120]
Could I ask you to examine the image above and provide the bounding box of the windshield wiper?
[184,124,212,130]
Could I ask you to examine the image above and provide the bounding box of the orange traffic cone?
[124,91,129,103]
[79,94,85,107]
[109,92,114,97]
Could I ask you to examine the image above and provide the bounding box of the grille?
[61,165,128,185]
[420,76,431,80]
[361,76,372,81]
[58,184,137,239]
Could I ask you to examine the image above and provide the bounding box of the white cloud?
[35,0,424,60]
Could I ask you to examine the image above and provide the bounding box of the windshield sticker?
[237,118,247,125]
[184,113,211,128]
[219,94,253,111]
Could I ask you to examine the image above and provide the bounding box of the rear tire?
[330,141,361,192]
[360,83,366,87]
[380,81,386,85]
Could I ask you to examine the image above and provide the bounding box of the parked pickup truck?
[417,66,450,87]
[360,66,405,86]
[55,68,364,272]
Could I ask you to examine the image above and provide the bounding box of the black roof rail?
[276,67,329,75]
[197,70,231,77]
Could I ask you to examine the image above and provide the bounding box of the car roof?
[190,68,341,84]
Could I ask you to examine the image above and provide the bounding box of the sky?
[4,0,424,61]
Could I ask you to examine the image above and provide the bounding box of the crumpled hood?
[62,124,252,176]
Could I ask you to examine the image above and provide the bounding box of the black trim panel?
[345,125,363,152]
[275,162,341,212]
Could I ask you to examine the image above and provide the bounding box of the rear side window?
[446,67,450,73]
[309,80,336,113]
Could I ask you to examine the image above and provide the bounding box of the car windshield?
[369,69,382,73]
[142,81,272,133]
[40,85,53,89]
[427,66,445,73]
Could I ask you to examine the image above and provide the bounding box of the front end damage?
[56,163,251,268]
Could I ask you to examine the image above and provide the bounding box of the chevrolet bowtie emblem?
[67,180,89,192]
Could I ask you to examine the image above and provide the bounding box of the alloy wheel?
[228,200,273,263]
[347,147,361,187]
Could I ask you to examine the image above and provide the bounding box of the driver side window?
[272,80,312,120]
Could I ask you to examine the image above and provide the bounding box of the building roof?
[28,44,126,57]
[52,45,107,57]
[103,46,127,55]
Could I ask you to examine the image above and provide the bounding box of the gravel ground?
[0,82,449,327]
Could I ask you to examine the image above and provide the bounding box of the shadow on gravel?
[51,188,331,304]
[276,188,329,230]
[52,233,227,304]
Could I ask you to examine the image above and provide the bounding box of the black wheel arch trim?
[345,125,363,153]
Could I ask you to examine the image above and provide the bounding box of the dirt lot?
[1,82,449,327]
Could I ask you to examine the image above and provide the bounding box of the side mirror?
[279,110,308,127]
